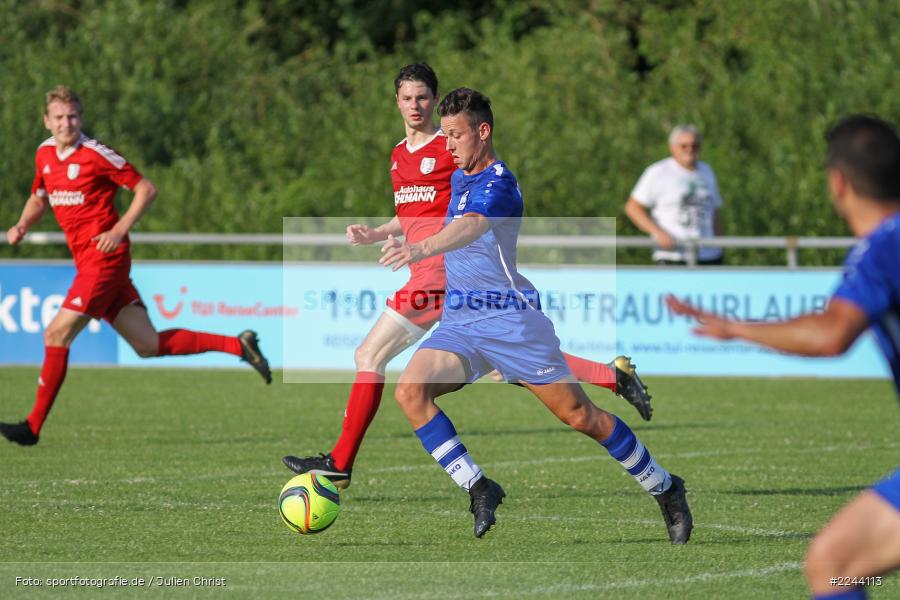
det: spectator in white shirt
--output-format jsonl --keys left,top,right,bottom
{"left": 624, "top": 124, "right": 724, "bottom": 265}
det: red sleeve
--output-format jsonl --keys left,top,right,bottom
{"left": 106, "top": 159, "right": 143, "bottom": 190}
{"left": 89, "top": 141, "right": 143, "bottom": 189}
{"left": 31, "top": 155, "right": 47, "bottom": 197}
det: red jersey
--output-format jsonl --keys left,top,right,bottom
{"left": 31, "top": 133, "right": 143, "bottom": 268}
{"left": 390, "top": 131, "right": 455, "bottom": 278}
{"left": 391, "top": 131, "right": 455, "bottom": 237}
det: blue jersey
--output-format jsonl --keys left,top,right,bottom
{"left": 833, "top": 212, "right": 900, "bottom": 395}
{"left": 441, "top": 161, "right": 539, "bottom": 325}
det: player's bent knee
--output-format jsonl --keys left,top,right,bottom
{"left": 394, "top": 382, "right": 427, "bottom": 409}
{"left": 44, "top": 324, "right": 73, "bottom": 347}
{"left": 43, "top": 329, "right": 63, "bottom": 347}
{"left": 353, "top": 345, "right": 369, "bottom": 368}
{"left": 354, "top": 344, "right": 383, "bottom": 372}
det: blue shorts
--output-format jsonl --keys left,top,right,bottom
{"left": 872, "top": 468, "right": 900, "bottom": 512}
{"left": 418, "top": 310, "right": 572, "bottom": 385}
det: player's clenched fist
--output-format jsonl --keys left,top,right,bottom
{"left": 6, "top": 224, "right": 26, "bottom": 245}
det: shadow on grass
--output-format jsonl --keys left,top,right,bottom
{"left": 330, "top": 539, "right": 443, "bottom": 548}
{"left": 372, "top": 422, "right": 723, "bottom": 440}
{"left": 626, "top": 422, "right": 724, "bottom": 432}
{"left": 351, "top": 495, "right": 457, "bottom": 504}
{"left": 614, "top": 535, "right": 813, "bottom": 545}
{"left": 726, "top": 486, "right": 864, "bottom": 497}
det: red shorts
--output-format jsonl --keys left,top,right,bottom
{"left": 62, "top": 262, "right": 144, "bottom": 323}
{"left": 386, "top": 270, "right": 445, "bottom": 329}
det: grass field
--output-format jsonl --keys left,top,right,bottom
{"left": 1, "top": 366, "right": 898, "bottom": 598}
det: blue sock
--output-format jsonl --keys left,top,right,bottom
{"left": 814, "top": 587, "right": 867, "bottom": 599}
{"left": 415, "top": 410, "right": 483, "bottom": 491}
{"left": 600, "top": 416, "right": 670, "bottom": 494}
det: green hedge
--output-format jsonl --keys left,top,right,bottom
{"left": 1, "top": 0, "right": 897, "bottom": 264}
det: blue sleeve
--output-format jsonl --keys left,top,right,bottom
{"left": 833, "top": 239, "right": 892, "bottom": 322}
{"left": 463, "top": 174, "right": 522, "bottom": 220}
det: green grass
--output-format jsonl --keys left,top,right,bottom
{"left": 0, "top": 367, "right": 898, "bottom": 598}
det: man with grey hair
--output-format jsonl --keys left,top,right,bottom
{"left": 624, "top": 124, "right": 724, "bottom": 264}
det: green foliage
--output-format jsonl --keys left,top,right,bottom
{"left": 1, "top": 0, "right": 897, "bottom": 264}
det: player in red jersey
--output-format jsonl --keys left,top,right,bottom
{"left": 0, "top": 86, "right": 271, "bottom": 446}
{"left": 282, "top": 64, "right": 654, "bottom": 488}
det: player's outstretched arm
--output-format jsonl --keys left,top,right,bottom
{"left": 666, "top": 295, "right": 868, "bottom": 357}
{"left": 6, "top": 193, "right": 49, "bottom": 245}
{"left": 346, "top": 216, "right": 402, "bottom": 246}
{"left": 93, "top": 177, "right": 158, "bottom": 253}
{"left": 379, "top": 213, "right": 489, "bottom": 271}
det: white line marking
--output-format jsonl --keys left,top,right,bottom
{"left": 373, "top": 562, "right": 803, "bottom": 600}
{"left": 3, "top": 441, "right": 894, "bottom": 488}
{"left": 361, "top": 504, "right": 810, "bottom": 539}
{"left": 369, "top": 440, "right": 900, "bottom": 473}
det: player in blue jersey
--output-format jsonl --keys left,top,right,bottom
{"left": 380, "top": 88, "right": 692, "bottom": 541}
{"left": 668, "top": 115, "right": 900, "bottom": 599}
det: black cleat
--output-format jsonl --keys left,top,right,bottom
{"left": 610, "top": 356, "right": 653, "bottom": 421}
{"left": 469, "top": 477, "right": 506, "bottom": 538}
{"left": 655, "top": 474, "right": 693, "bottom": 544}
{"left": 239, "top": 330, "right": 272, "bottom": 384}
{"left": 0, "top": 420, "right": 39, "bottom": 446}
{"left": 282, "top": 452, "right": 352, "bottom": 490}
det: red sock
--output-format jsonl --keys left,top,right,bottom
{"left": 157, "top": 329, "right": 241, "bottom": 356}
{"left": 26, "top": 346, "right": 70, "bottom": 435}
{"left": 562, "top": 352, "right": 617, "bottom": 391}
{"left": 330, "top": 372, "right": 386, "bottom": 471}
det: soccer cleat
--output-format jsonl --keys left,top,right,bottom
{"left": 610, "top": 355, "right": 653, "bottom": 421}
{"left": 0, "top": 420, "right": 39, "bottom": 446}
{"left": 468, "top": 477, "right": 506, "bottom": 538}
{"left": 282, "top": 453, "right": 352, "bottom": 490}
{"left": 655, "top": 474, "right": 693, "bottom": 544}
{"left": 238, "top": 330, "right": 272, "bottom": 384}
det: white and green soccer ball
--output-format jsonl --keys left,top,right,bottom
{"left": 278, "top": 473, "right": 341, "bottom": 534}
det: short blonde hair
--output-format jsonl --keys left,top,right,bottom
{"left": 45, "top": 85, "right": 83, "bottom": 115}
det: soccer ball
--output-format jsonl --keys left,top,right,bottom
{"left": 278, "top": 473, "right": 341, "bottom": 534}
